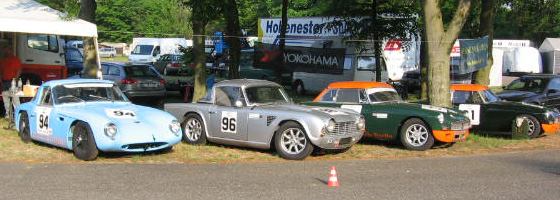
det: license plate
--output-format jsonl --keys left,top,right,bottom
{"left": 339, "top": 137, "right": 352, "bottom": 145}
{"left": 140, "top": 83, "right": 156, "bottom": 88}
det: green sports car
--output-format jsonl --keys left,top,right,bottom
{"left": 304, "top": 81, "right": 470, "bottom": 151}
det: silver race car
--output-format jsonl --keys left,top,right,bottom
{"left": 164, "top": 79, "right": 365, "bottom": 160}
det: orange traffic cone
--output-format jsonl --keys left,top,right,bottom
{"left": 327, "top": 166, "right": 340, "bottom": 187}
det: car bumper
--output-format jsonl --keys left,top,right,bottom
{"left": 432, "top": 129, "right": 469, "bottom": 143}
{"left": 314, "top": 133, "right": 363, "bottom": 149}
{"left": 96, "top": 132, "right": 182, "bottom": 152}
{"left": 124, "top": 90, "right": 166, "bottom": 98}
{"left": 541, "top": 123, "right": 560, "bottom": 134}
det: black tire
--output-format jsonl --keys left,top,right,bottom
{"left": 518, "top": 114, "right": 541, "bottom": 138}
{"left": 72, "top": 122, "right": 99, "bottom": 161}
{"left": 399, "top": 118, "right": 434, "bottom": 151}
{"left": 18, "top": 112, "right": 31, "bottom": 143}
{"left": 182, "top": 113, "right": 207, "bottom": 145}
{"left": 274, "top": 121, "right": 314, "bottom": 160}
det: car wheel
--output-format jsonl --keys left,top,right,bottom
{"left": 274, "top": 121, "right": 314, "bottom": 160}
{"left": 72, "top": 121, "right": 99, "bottom": 161}
{"left": 399, "top": 118, "right": 434, "bottom": 151}
{"left": 182, "top": 113, "right": 207, "bottom": 145}
{"left": 18, "top": 112, "right": 31, "bottom": 143}
{"left": 518, "top": 114, "right": 541, "bottom": 138}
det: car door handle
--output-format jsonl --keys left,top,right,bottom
{"left": 26, "top": 59, "right": 34, "bottom": 62}
{"left": 209, "top": 111, "right": 216, "bottom": 114}
{"left": 55, "top": 60, "right": 61, "bottom": 63}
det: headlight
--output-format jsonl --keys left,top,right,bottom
{"left": 437, "top": 113, "right": 444, "bottom": 124}
{"left": 326, "top": 119, "right": 336, "bottom": 132}
{"left": 169, "top": 120, "right": 181, "bottom": 136}
{"left": 104, "top": 123, "right": 117, "bottom": 139}
{"left": 356, "top": 117, "right": 365, "bottom": 130}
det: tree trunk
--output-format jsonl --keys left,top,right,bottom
{"left": 225, "top": 0, "right": 241, "bottom": 79}
{"left": 421, "top": 0, "right": 472, "bottom": 108}
{"left": 372, "top": 0, "right": 382, "bottom": 82}
{"left": 276, "top": 0, "right": 288, "bottom": 83}
{"left": 191, "top": 9, "right": 207, "bottom": 102}
{"left": 474, "top": 0, "right": 495, "bottom": 86}
{"left": 79, "top": 0, "right": 98, "bottom": 78}
{"left": 420, "top": 21, "right": 428, "bottom": 100}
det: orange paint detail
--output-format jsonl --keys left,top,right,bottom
{"left": 541, "top": 123, "right": 559, "bottom": 134}
{"left": 313, "top": 81, "right": 393, "bottom": 102}
{"left": 432, "top": 129, "right": 469, "bottom": 143}
{"left": 450, "top": 84, "right": 489, "bottom": 92}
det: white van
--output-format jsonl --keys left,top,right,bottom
{"left": 128, "top": 38, "right": 191, "bottom": 64}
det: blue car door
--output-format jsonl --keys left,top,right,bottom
{"left": 31, "top": 86, "right": 67, "bottom": 148}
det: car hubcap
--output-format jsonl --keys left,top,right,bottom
{"left": 405, "top": 124, "right": 428, "bottom": 147}
{"left": 524, "top": 117, "right": 536, "bottom": 135}
{"left": 75, "top": 131, "right": 86, "bottom": 149}
{"left": 280, "top": 128, "right": 306, "bottom": 154}
{"left": 185, "top": 118, "right": 202, "bottom": 141}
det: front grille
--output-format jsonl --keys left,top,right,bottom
{"left": 329, "top": 122, "right": 358, "bottom": 136}
{"left": 123, "top": 142, "right": 167, "bottom": 150}
{"left": 451, "top": 120, "right": 470, "bottom": 130}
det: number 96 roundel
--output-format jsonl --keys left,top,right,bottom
{"left": 221, "top": 111, "right": 237, "bottom": 133}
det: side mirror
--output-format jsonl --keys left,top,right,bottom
{"left": 547, "top": 89, "right": 558, "bottom": 95}
{"left": 234, "top": 100, "right": 244, "bottom": 108}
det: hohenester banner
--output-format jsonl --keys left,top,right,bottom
{"left": 253, "top": 43, "right": 346, "bottom": 74}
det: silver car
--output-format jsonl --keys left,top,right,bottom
{"left": 100, "top": 62, "right": 166, "bottom": 99}
{"left": 164, "top": 79, "right": 365, "bottom": 160}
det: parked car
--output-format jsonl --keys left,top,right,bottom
{"left": 72, "top": 63, "right": 166, "bottom": 100}
{"left": 99, "top": 47, "right": 117, "bottom": 58}
{"left": 497, "top": 74, "right": 560, "bottom": 109}
{"left": 153, "top": 54, "right": 187, "bottom": 75}
{"left": 164, "top": 79, "right": 365, "bottom": 160}
{"left": 14, "top": 79, "right": 182, "bottom": 161}
{"left": 304, "top": 81, "right": 470, "bottom": 151}
{"left": 451, "top": 84, "right": 560, "bottom": 138}
{"left": 65, "top": 47, "right": 83, "bottom": 75}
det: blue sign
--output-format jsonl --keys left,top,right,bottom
{"left": 459, "top": 37, "right": 489, "bottom": 74}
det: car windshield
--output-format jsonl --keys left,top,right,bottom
{"left": 504, "top": 77, "right": 550, "bottom": 93}
{"left": 124, "top": 65, "right": 160, "bottom": 78}
{"left": 52, "top": 83, "right": 128, "bottom": 105}
{"left": 245, "top": 86, "right": 290, "bottom": 105}
{"left": 131, "top": 45, "right": 154, "bottom": 55}
{"left": 368, "top": 90, "right": 402, "bottom": 102}
{"left": 480, "top": 89, "right": 500, "bottom": 102}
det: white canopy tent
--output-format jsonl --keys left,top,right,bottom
{"left": 0, "top": 0, "right": 101, "bottom": 76}
{"left": 0, "top": 0, "right": 97, "bottom": 37}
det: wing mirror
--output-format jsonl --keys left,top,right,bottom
{"left": 547, "top": 89, "right": 558, "bottom": 95}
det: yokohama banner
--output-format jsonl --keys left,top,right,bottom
{"left": 253, "top": 43, "right": 346, "bottom": 74}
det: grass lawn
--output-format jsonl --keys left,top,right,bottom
{"left": 1, "top": 115, "right": 558, "bottom": 163}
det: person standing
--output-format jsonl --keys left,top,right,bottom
{"left": 1, "top": 45, "right": 22, "bottom": 118}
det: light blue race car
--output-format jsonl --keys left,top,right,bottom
{"left": 14, "top": 79, "right": 182, "bottom": 161}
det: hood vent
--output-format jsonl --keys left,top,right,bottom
{"left": 267, "top": 116, "right": 276, "bottom": 126}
